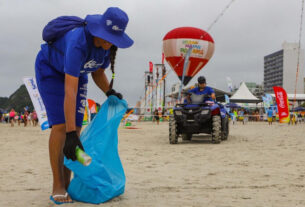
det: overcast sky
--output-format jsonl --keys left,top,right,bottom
{"left": 0, "top": 0, "right": 304, "bottom": 106}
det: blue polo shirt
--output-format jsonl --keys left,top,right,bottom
{"left": 40, "top": 26, "right": 110, "bottom": 78}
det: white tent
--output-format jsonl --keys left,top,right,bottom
{"left": 230, "top": 82, "right": 261, "bottom": 103}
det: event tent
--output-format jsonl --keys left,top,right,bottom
{"left": 230, "top": 82, "right": 262, "bottom": 103}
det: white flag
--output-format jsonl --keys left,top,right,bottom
{"left": 23, "top": 76, "right": 49, "bottom": 130}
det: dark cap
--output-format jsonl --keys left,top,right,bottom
{"left": 197, "top": 76, "right": 206, "bottom": 84}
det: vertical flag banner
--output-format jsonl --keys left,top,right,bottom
{"left": 23, "top": 76, "right": 49, "bottom": 130}
{"left": 224, "top": 94, "right": 230, "bottom": 105}
{"left": 262, "top": 93, "right": 274, "bottom": 113}
{"left": 224, "top": 94, "right": 230, "bottom": 113}
{"left": 265, "top": 94, "right": 273, "bottom": 106}
{"left": 273, "top": 86, "right": 290, "bottom": 123}
{"left": 149, "top": 61, "right": 153, "bottom": 73}
{"left": 262, "top": 95, "right": 268, "bottom": 113}
{"left": 226, "top": 77, "right": 233, "bottom": 92}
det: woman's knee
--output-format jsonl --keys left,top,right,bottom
{"left": 51, "top": 124, "right": 81, "bottom": 136}
{"left": 51, "top": 123, "right": 66, "bottom": 133}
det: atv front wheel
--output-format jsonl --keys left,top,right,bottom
{"left": 169, "top": 116, "right": 178, "bottom": 144}
{"left": 212, "top": 115, "right": 221, "bottom": 144}
{"left": 182, "top": 133, "right": 192, "bottom": 141}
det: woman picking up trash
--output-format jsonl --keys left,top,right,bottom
{"left": 35, "top": 7, "right": 133, "bottom": 204}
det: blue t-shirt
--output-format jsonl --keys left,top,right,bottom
{"left": 188, "top": 86, "right": 214, "bottom": 95}
{"left": 267, "top": 109, "right": 273, "bottom": 117}
{"left": 185, "top": 86, "right": 215, "bottom": 103}
{"left": 40, "top": 26, "right": 110, "bottom": 77}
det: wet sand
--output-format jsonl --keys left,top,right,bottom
{"left": 0, "top": 121, "right": 304, "bottom": 207}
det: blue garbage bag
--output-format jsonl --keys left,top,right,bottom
{"left": 64, "top": 96, "right": 128, "bottom": 204}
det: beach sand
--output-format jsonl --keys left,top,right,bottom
{"left": 0, "top": 121, "right": 304, "bottom": 207}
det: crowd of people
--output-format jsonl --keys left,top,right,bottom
{"left": 3, "top": 106, "right": 304, "bottom": 127}
{"left": 229, "top": 107, "right": 305, "bottom": 125}
{"left": 0, "top": 108, "right": 38, "bottom": 127}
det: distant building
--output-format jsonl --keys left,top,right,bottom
{"left": 264, "top": 42, "right": 304, "bottom": 94}
{"left": 244, "top": 82, "right": 264, "bottom": 98}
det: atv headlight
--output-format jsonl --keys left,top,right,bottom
{"left": 175, "top": 111, "right": 182, "bottom": 116}
{"left": 201, "top": 110, "right": 209, "bottom": 115}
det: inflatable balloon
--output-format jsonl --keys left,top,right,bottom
{"left": 163, "top": 27, "right": 214, "bottom": 85}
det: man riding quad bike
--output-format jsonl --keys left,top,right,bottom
{"left": 169, "top": 76, "right": 229, "bottom": 144}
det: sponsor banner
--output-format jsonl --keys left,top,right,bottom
{"left": 163, "top": 38, "right": 211, "bottom": 59}
{"left": 23, "top": 76, "right": 49, "bottom": 130}
{"left": 273, "top": 86, "right": 290, "bottom": 123}
{"left": 178, "top": 39, "right": 209, "bottom": 58}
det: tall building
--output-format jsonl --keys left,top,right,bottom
{"left": 264, "top": 42, "right": 304, "bottom": 94}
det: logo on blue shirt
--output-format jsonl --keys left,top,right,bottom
{"left": 84, "top": 60, "right": 104, "bottom": 69}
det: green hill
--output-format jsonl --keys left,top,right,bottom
{"left": 0, "top": 85, "right": 33, "bottom": 112}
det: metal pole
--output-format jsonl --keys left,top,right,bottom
{"left": 178, "top": 47, "right": 192, "bottom": 101}
{"left": 162, "top": 65, "right": 166, "bottom": 110}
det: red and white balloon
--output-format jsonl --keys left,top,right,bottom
{"left": 163, "top": 27, "right": 215, "bottom": 85}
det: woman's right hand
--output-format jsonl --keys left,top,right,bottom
{"left": 63, "top": 131, "right": 84, "bottom": 161}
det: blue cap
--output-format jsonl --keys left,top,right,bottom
{"left": 85, "top": 7, "right": 134, "bottom": 48}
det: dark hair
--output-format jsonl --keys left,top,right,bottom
{"left": 109, "top": 45, "right": 118, "bottom": 90}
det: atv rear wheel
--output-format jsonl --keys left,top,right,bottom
{"left": 212, "top": 115, "right": 221, "bottom": 144}
{"left": 221, "top": 115, "right": 229, "bottom": 140}
{"left": 182, "top": 133, "right": 192, "bottom": 141}
{"left": 169, "top": 116, "right": 178, "bottom": 144}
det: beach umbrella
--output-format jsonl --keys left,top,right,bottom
{"left": 163, "top": 27, "right": 215, "bottom": 85}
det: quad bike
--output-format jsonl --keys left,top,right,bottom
{"left": 169, "top": 94, "right": 229, "bottom": 144}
